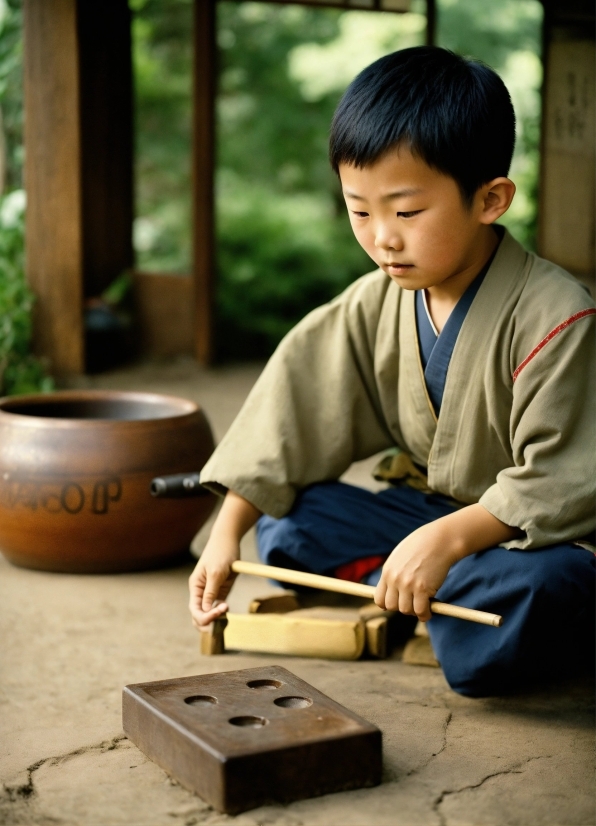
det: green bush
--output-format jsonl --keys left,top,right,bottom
{"left": 0, "top": 189, "right": 53, "bottom": 396}
{"left": 0, "top": 2, "right": 50, "bottom": 395}
{"left": 216, "top": 173, "right": 370, "bottom": 357}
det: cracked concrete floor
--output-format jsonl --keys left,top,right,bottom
{"left": 2, "top": 358, "right": 594, "bottom": 826}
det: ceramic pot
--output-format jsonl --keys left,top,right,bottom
{"left": 0, "top": 390, "right": 217, "bottom": 573}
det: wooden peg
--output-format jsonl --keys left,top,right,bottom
{"left": 365, "top": 616, "right": 389, "bottom": 659}
{"left": 200, "top": 616, "right": 228, "bottom": 656}
{"left": 356, "top": 603, "right": 395, "bottom": 659}
{"left": 402, "top": 624, "right": 439, "bottom": 667}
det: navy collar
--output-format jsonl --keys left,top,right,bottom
{"left": 415, "top": 245, "right": 499, "bottom": 414}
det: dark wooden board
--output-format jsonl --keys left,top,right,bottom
{"left": 122, "top": 665, "right": 382, "bottom": 814}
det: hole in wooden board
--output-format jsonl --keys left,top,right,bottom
{"left": 184, "top": 695, "right": 218, "bottom": 706}
{"left": 246, "top": 679, "right": 283, "bottom": 690}
{"left": 274, "top": 696, "right": 312, "bottom": 709}
{"left": 229, "top": 716, "right": 268, "bottom": 728}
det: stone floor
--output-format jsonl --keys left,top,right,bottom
{"left": 1, "top": 358, "right": 594, "bottom": 826}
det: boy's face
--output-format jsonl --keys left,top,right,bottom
{"left": 339, "top": 148, "right": 512, "bottom": 293}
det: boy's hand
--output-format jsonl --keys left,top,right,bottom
{"left": 375, "top": 521, "right": 459, "bottom": 622}
{"left": 188, "top": 489, "right": 262, "bottom": 628}
{"left": 374, "top": 503, "right": 523, "bottom": 622}
{"left": 188, "top": 533, "right": 239, "bottom": 628}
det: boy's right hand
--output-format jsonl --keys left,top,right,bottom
{"left": 188, "top": 533, "right": 240, "bottom": 628}
{"left": 188, "top": 489, "right": 262, "bottom": 629}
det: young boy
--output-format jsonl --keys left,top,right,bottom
{"left": 189, "top": 46, "right": 595, "bottom": 697}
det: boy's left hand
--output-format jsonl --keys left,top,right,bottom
{"left": 374, "top": 503, "right": 523, "bottom": 621}
{"left": 375, "top": 520, "right": 459, "bottom": 622}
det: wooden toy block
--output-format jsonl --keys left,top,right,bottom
{"left": 365, "top": 615, "right": 390, "bottom": 659}
{"left": 218, "top": 602, "right": 397, "bottom": 660}
{"left": 224, "top": 611, "right": 366, "bottom": 659}
{"left": 358, "top": 603, "right": 396, "bottom": 659}
{"left": 402, "top": 621, "right": 440, "bottom": 667}
{"left": 248, "top": 590, "right": 300, "bottom": 614}
{"left": 285, "top": 606, "right": 392, "bottom": 657}
{"left": 122, "top": 665, "right": 382, "bottom": 814}
{"left": 358, "top": 602, "right": 394, "bottom": 621}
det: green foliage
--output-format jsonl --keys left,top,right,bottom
{"left": 132, "top": 0, "right": 193, "bottom": 273}
{"left": 437, "top": 0, "right": 543, "bottom": 249}
{"left": 214, "top": 3, "right": 377, "bottom": 356}
{"left": 216, "top": 172, "right": 370, "bottom": 356}
{"left": 217, "top": 4, "right": 344, "bottom": 195}
{"left": 0, "top": 0, "right": 51, "bottom": 395}
{"left": 0, "top": 0, "right": 23, "bottom": 193}
{"left": 0, "top": 190, "right": 53, "bottom": 396}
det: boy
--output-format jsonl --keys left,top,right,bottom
{"left": 189, "top": 47, "right": 595, "bottom": 697}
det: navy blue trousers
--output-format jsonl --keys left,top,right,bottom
{"left": 257, "top": 482, "right": 595, "bottom": 697}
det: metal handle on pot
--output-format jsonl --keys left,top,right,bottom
{"left": 150, "top": 472, "right": 209, "bottom": 498}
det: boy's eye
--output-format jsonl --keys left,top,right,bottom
{"left": 351, "top": 211, "right": 369, "bottom": 218}
{"left": 397, "top": 210, "right": 422, "bottom": 218}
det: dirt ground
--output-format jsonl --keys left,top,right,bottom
{"left": 1, "top": 358, "right": 594, "bottom": 826}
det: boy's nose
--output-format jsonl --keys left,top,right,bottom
{"left": 374, "top": 223, "right": 403, "bottom": 252}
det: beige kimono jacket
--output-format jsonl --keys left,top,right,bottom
{"left": 201, "top": 230, "right": 595, "bottom": 550}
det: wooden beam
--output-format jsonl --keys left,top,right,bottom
{"left": 23, "top": 0, "right": 134, "bottom": 375}
{"left": 192, "top": 0, "right": 216, "bottom": 365}
{"left": 426, "top": 0, "right": 437, "bottom": 46}
{"left": 245, "top": 1, "right": 410, "bottom": 9}
{"left": 132, "top": 272, "right": 194, "bottom": 357}
{"left": 78, "top": 0, "right": 134, "bottom": 298}
{"left": 23, "top": 0, "right": 84, "bottom": 376}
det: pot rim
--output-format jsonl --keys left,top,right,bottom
{"left": 0, "top": 389, "right": 201, "bottom": 428}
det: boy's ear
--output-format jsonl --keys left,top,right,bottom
{"left": 478, "top": 177, "right": 516, "bottom": 224}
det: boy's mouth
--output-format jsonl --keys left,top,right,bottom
{"left": 384, "top": 262, "right": 413, "bottom": 275}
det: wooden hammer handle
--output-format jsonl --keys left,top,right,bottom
{"left": 231, "top": 560, "right": 503, "bottom": 627}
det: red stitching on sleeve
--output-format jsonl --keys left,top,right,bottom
{"left": 512, "top": 308, "right": 596, "bottom": 383}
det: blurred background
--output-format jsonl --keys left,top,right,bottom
{"left": 0, "top": 0, "right": 592, "bottom": 390}
{"left": 133, "top": 0, "right": 542, "bottom": 359}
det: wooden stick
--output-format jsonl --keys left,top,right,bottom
{"left": 231, "top": 560, "right": 503, "bottom": 628}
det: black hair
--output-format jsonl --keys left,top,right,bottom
{"left": 329, "top": 46, "right": 516, "bottom": 204}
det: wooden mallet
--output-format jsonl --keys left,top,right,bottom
{"left": 200, "top": 560, "right": 503, "bottom": 655}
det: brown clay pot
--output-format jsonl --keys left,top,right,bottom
{"left": 0, "top": 390, "right": 217, "bottom": 573}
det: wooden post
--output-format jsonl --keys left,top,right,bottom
{"left": 23, "top": 0, "right": 134, "bottom": 376}
{"left": 192, "top": 0, "right": 216, "bottom": 365}
{"left": 538, "top": 1, "right": 595, "bottom": 291}
{"left": 426, "top": 0, "right": 437, "bottom": 46}
{"left": 78, "top": 1, "right": 134, "bottom": 299}
{"left": 23, "top": 0, "right": 84, "bottom": 376}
